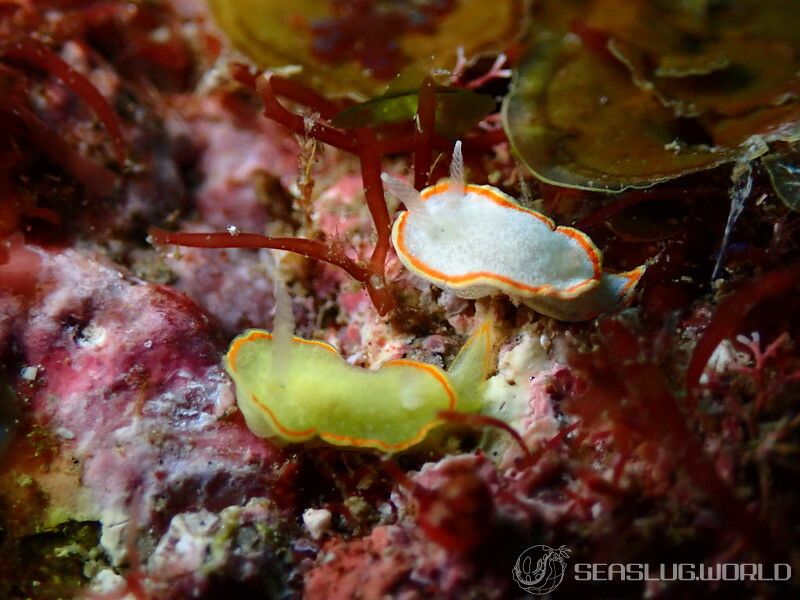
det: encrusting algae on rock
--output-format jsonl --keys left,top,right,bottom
{"left": 384, "top": 142, "right": 647, "bottom": 321}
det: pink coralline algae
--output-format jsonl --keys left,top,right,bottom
{"left": 305, "top": 522, "right": 510, "bottom": 600}
{"left": 0, "top": 246, "right": 294, "bottom": 596}
{"left": 180, "top": 95, "right": 300, "bottom": 232}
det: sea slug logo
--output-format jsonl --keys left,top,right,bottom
{"left": 512, "top": 544, "right": 571, "bottom": 595}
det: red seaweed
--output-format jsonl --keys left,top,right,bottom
{"left": 566, "top": 317, "right": 776, "bottom": 557}
{"left": 354, "top": 129, "right": 392, "bottom": 290}
{"left": 686, "top": 265, "right": 800, "bottom": 406}
{"left": 2, "top": 39, "right": 127, "bottom": 164}
{"left": 1, "top": 100, "right": 118, "bottom": 196}
{"left": 153, "top": 65, "right": 502, "bottom": 316}
{"left": 438, "top": 410, "right": 535, "bottom": 467}
{"left": 147, "top": 228, "right": 371, "bottom": 286}
{"left": 176, "top": 69, "right": 399, "bottom": 314}
{"left": 383, "top": 456, "right": 496, "bottom": 553}
{"left": 413, "top": 76, "right": 437, "bottom": 190}
{"left": 309, "top": 0, "right": 456, "bottom": 81}
{"left": 255, "top": 74, "right": 360, "bottom": 154}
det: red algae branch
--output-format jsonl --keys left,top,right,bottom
{"left": 147, "top": 228, "right": 371, "bottom": 282}
{"left": 567, "top": 318, "right": 777, "bottom": 557}
{"left": 413, "top": 76, "right": 437, "bottom": 190}
{"left": 686, "top": 265, "right": 800, "bottom": 407}
{"left": 153, "top": 67, "right": 465, "bottom": 316}
{"left": 2, "top": 40, "right": 128, "bottom": 165}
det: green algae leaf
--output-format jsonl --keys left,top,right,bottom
{"left": 208, "top": 0, "right": 526, "bottom": 98}
{"left": 331, "top": 87, "right": 495, "bottom": 137}
{"left": 503, "top": 0, "right": 800, "bottom": 192}
{"left": 609, "top": 39, "right": 800, "bottom": 120}
{"left": 588, "top": 0, "right": 800, "bottom": 121}
{"left": 503, "top": 38, "right": 740, "bottom": 192}
{"left": 763, "top": 145, "right": 800, "bottom": 212}
{"left": 584, "top": 0, "right": 800, "bottom": 114}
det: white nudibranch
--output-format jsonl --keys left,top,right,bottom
{"left": 384, "top": 142, "right": 647, "bottom": 321}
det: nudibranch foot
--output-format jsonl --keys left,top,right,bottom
{"left": 225, "top": 320, "right": 496, "bottom": 453}
{"left": 519, "top": 266, "right": 646, "bottom": 322}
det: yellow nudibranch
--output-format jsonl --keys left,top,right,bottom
{"left": 225, "top": 320, "right": 495, "bottom": 452}
{"left": 383, "top": 142, "right": 646, "bottom": 322}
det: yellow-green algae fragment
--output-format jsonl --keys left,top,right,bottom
{"left": 225, "top": 321, "right": 494, "bottom": 453}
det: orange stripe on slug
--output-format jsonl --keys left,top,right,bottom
{"left": 394, "top": 211, "right": 601, "bottom": 299}
{"left": 401, "top": 181, "right": 602, "bottom": 298}
{"left": 383, "top": 359, "right": 458, "bottom": 410}
{"left": 229, "top": 332, "right": 464, "bottom": 452}
{"left": 557, "top": 227, "right": 603, "bottom": 283}
{"left": 228, "top": 330, "right": 338, "bottom": 372}
{"left": 319, "top": 419, "right": 444, "bottom": 452}
{"left": 420, "top": 182, "right": 555, "bottom": 227}
{"left": 618, "top": 265, "right": 647, "bottom": 303}
{"left": 251, "top": 391, "right": 445, "bottom": 452}
{"left": 249, "top": 392, "right": 316, "bottom": 439}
